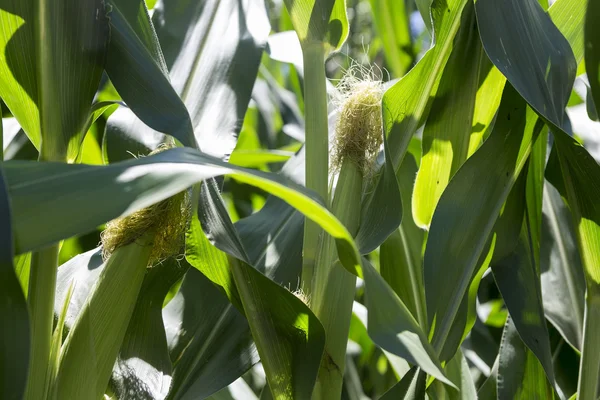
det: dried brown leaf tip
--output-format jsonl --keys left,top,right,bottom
{"left": 331, "top": 63, "right": 384, "bottom": 175}
{"left": 101, "top": 143, "right": 191, "bottom": 266}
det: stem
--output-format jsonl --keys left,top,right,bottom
{"left": 312, "top": 159, "right": 362, "bottom": 400}
{"left": 577, "top": 291, "right": 600, "bottom": 400}
{"left": 25, "top": 244, "right": 59, "bottom": 400}
{"left": 301, "top": 43, "right": 329, "bottom": 297}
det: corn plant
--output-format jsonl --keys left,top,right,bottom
{"left": 0, "top": 0, "right": 599, "bottom": 399}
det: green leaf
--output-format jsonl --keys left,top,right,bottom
{"left": 106, "top": 0, "right": 271, "bottom": 159}
{"left": 492, "top": 220, "right": 556, "bottom": 387}
{"left": 497, "top": 317, "right": 555, "bottom": 400}
{"left": 444, "top": 349, "right": 477, "bottom": 400}
{"left": 4, "top": 147, "right": 364, "bottom": 279}
{"left": 0, "top": 167, "right": 29, "bottom": 400}
{"left": 104, "top": 0, "right": 196, "bottom": 149}
{"left": 55, "top": 239, "right": 150, "bottom": 399}
{"left": 0, "top": 0, "right": 109, "bottom": 161}
{"left": 424, "top": 85, "right": 544, "bottom": 354}
{"left": 362, "top": 259, "right": 454, "bottom": 388}
{"left": 379, "top": 147, "right": 426, "bottom": 327}
{"left": 541, "top": 182, "right": 585, "bottom": 351}
{"left": 379, "top": 367, "right": 426, "bottom": 400}
{"left": 187, "top": 181, "right": 325, "bottom": 399}
{"left": 281, "top": 0, "right": 348, "bottom": 52}
{"left": 369, "top": 0, "right": 413, "bottom": 77}
{"left": 412, "top": 3, "right": 488, "bottom": 229}
{"left": 585, "top": 0, "right": 600, "bottom": 119}
{"left": 112, "top": 258, "right": 187, "bottom": 400}
{"left": 383, "top": 0, "right": 469, "bottom": 170}
{"left": 475, "top": 0, "right": 576, "bottom": 129}
{"left": 164, "top": 268, "right": 257, "bottom": 399}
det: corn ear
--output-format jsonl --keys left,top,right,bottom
{"left": 54, "top": 235, "right": 152, "bottom": 400}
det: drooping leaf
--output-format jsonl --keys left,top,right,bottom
{"left": 187, "top": 181, "right": 325, "bottom": 400}
{"left": 362, "top": 258, "right": 454, "bottom": 388}
{"left": 585, "top": 0, "right": 600, "bottom": 120}
{"left": 0, "top": 167, "right": 29, "bottom": 400}
{"left": 4, "top": 147, "right": 364, "bottom": 279}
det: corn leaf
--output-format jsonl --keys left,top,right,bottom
{"left": 412, "top": 3, "right": 488, "bottom": 229}
{"left": 104, "top": 0, "right": 196, "bottom": 149}
{"left": 106, "top": 0, "right": 270, "bottom": 159}
{"left": 379, "top": 367, "right": 425, "bottom": 400}
{"left": 362, "top": 258, "right": 454, "bottom": 388}
{"left": 4, "top": 147, "right": 364, "bottom": 278}
{"left": 497, "top": 317, "right": 556, "bottom": 400}
{"left": 112, "top": 258, "right": 187, "bottom": 400}
{"left": 187, "top": 181, "right": 325, "bottom": 399}
{"left": 379, "top": 147, "right": 426, "bottom": 327}
{"left": 383, "top": 0, "right": 469, "bottom": 170}
{"left": 164, "top": 268, "right": 256, "bottom": 400}
{"left": 0, "top": 0, "right": 108, "bottom": 161}
{"left": 585, "top": 0, "right": 600, "bottom": 119}
{"left": 0, "top": 167, "right": 29, "bottom": 400}
{"left": 424, "top": 85, "right": 543, "bottom": 355}
{"left": 369, "top": 0, "right": 413, "bottom": 77}
{"left": 55, "top": 240, "right": 150, "bottom": 399}
{"left": 541, "top": 182, "right": 585, "bottom": 351}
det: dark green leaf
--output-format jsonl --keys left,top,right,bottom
{"left": 0, "top": 167, "right": 29, "bottom": 400}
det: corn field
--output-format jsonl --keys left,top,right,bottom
{"left": 0, "top": 0, "right": 598, "bottom": 399}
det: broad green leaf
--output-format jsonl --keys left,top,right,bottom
{"left": 379, "top": 367, "right": 426, "bottom": 400}
{"left": 362, "top": 259, "right": 454, "bottom": 388}
{"left": 444, "top": 349, "right": 477, "bottom": 400}
{"left": 384, "top": 0, "right": 469, "bottom": 170}
{"left": 0, "top": 0, "right": 109, "bottom": 161}
{"left": 0, "top": 3, "right": 39, "bottom": 149}
{"left": 187, "top": 181, "right": 325, "bottom": 399}
{"left": 281, "top": 0, "right": 348, "bottom": 52}
{"left": 164, "top": 268, "right": 257, "bottom": 400}
{"left": 0, "top": 167, "right": 29, "bottom": 400}
{"left": 424, "top": 85, "right": 543, "bottom": 354}
{"left": 105, "top": 0, "right": 196, "bottom": 149}
{"left": 497, "top": 318, "right": 555, "bottom": 400}
{"left": 106, "top": 0, "right": 271, "bottom": 159}
{"left": 413, "top": 4, "right": 486, "bottom": 229}
{"left": 492, "top": 222, "right": 556, "bottom": 387}
{"left": 4, "top": 147, "right": 364, "bottom": 278}
{"left": 379, "top": 147, "right": 426, "bottom": 327}
{"left": 541, "top": 182, "right": 585, "bottom": 351}
{"left": 369, "top": 0, "right": 413, "bottom": 77}
{"left": 355, "top": 134, "right": 402, "bottom": 255}
{"left": 112, "top": 258, "right": 187, "bottom": 400}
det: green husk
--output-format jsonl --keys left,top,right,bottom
{"left": 311, "top": 66, "right": 384, "bottom": 399}
{"left": 101, "top": 145, "right": 191, "bottom": 266}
